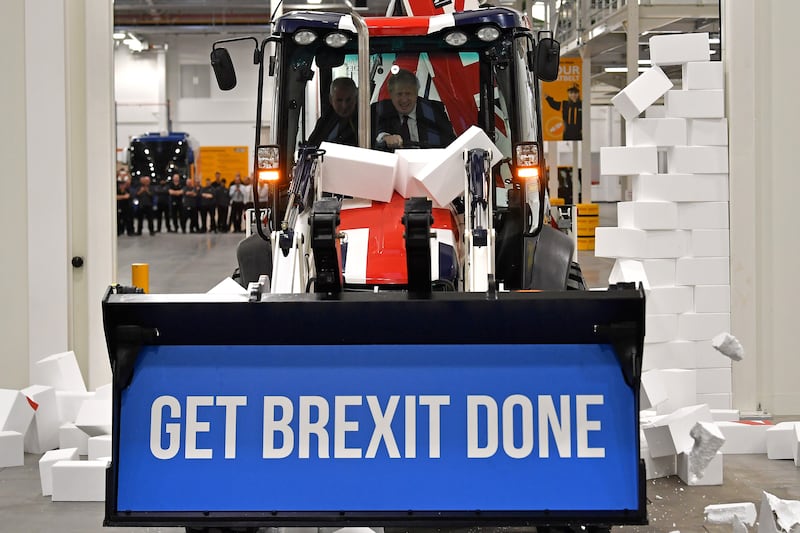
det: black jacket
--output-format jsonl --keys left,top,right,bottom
{"left": 307, "top": 111, "right": 358, "bottom": 146}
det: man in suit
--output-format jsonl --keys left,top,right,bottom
{"left": 308, "top": 77, "right": 358, "bottom": 146}
{"left": 374, "top": 68, "right": 456, "bottom": 150}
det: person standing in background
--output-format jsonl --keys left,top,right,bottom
{"left": 168, "top": 173, "right": 185, "bottom": 233}
{"left": 216, "top": 177, "right": 230, "bottom": 233}
{"left": 199, "top": 177, "right": 216, "bottom": 233}
{"left": 229, "top": 173, "right": 245, "bottom": 233}
{"left": 183, "top": 178, "right": 199, "bottom": 233}
{"left": 153, "top": 177, "right": 172, "bottom": 232}
{"left": 134, "top": 176, "right": 155, "bottom": 236}
{"left": 116, "top": 174, "right": 134, "bottom": 236}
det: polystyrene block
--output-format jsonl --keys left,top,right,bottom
{"left": 632, "top": 174, "right": 729, "bottom": 202}
{"left": 416, "top": 126, "right": 503, "bottom": 207}
{"left": 21, "top": 385, "right": 59, "bottom": 454}
{"left": 642, "top": 259, "right": 676, "bottom": 287}
{"left": 694, "top": 285, "right": 731, "bottom": 313}
{"left": 642, "top": 341, "right": 696, "bottom": 371}
{"left": 705, "top": 502, "right": 757, "bottom": 527}
{"left": 645, "top": 105, "right": 667, "bottom": 118}
{"left": 766, "top": 422, "right": 800, "bottom": 460}
{"left": 677, "top": 201, "right": 729, "bottom": 229}
{"left": 600, "top": 146, "right": 658, "bottom": 176}
{"left": 645, "top": 314, "right": 678, "bottom": 344}
{"left": 34, "top": 351, "right": 87, "bottom": 393}
{"left": 695, "top": 339, "right": 733, "bottom": 368}
{"left": 682, "top": 61, "right": 724, "bottom": 90}
{"left": 642, "top": 404, "right": 712, "bottom": 457}
{"left": 88, "top": 434, "right": 112, "bottom": 461}
{"left": 794, "top": 425, "right": 800, "bottom": 467}
{"left": 617, "top": 201, "right": 678, "bottom": 229}
{"left": 319, "top": 142, "right": 397, "bottom": 202}
{"left": 626, "top": 117, "right": 687, "bottom": 147}
{"left": 59, "top": 423, "right": 89, "bottom": 455}
{"left": 688, "top": 118, "right": 729, "bottom": 146}
{"left": 711, "top": 409, "right": 740, "bottom": 422}
{"left": 649, "top": 32, "right": 710, "bottom": 66}
{"left": 611, "top": 66, "right": 673, "bottom": 121}
{"left": 642, "top": 441, "right": 677, "bottom": 479}
{"left": 39, "top": 447, "right": 79, "bottom": 496}
{"left": 697, "top": 393, "right": 732, "bottom": 410}
{"left": 51, "top": 459, "right": 109, "bottom": 502}
{"left": 690, "top": 229, "right": 729, "bottom": 257}
{"left": 676, "top": 257, "right": 729, "bottom": 285}
{"left": 695, "top": 367, "right": 732, "bottom": 394}
{"left": 0, "top": 431, "right": 24, "bottom": 468}
{"left": 94, "top": 384, "right": 112, "bottom": 401}
{"left": 717, "top": 421, "right": 770, "bottom": 454}
{"left": 55, "top": 390, "right": 95, "bottom": 425}
{"left": 656, "top": 369, "right": 698, "bottom": 414}
{"left": 641, "top": 370, "right": 668, "bottom": 410}
{"left": 0, "top": 389, "right": 35, "bottom": 434}
{"left": 608, "top": 259, "right": 650, "bottom": 290}
{"left": 678, "top": 450, "right": 723, "bottom": 486}
{"left": 668, "top": 146, "right": 729, "bottom": 174}
{"left": 648, "top": 286, "right": 693, "bottom": 314}
{"left": 595, "top": 227, "right": 689, "bottom": 259}
{"left": 678, "top": 312, "right": 731, "bottom": 341}
{"left": 665, "top": 89, "right": 725, "bottom": 118}
{"left": 758, "top": 491, "right": 800, "bottom": 533}
{"left": 394, "top": 149, "right": 445, "bottom": 198}
{"left": 74, "top": 398, "right": 112, "bottom": 437}
{"left": 207, "top": 277, "right": 248, "bottom": 295}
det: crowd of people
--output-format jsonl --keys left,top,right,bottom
{"left": 116, "top": 170, "right": 257, "bottom": 236}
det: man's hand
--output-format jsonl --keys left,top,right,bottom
{"left": 383, "top": 134, "right": 404, "bottom": 149}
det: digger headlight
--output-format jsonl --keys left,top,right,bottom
{"left": 257, "top": 144, "right": 281, "bottom": 182}
{"left": 476, "top": 26, "right": 501, "bottom": 42}
{"left": 444, "top": 31, "right": 468, "bottom": 47}
{"left": 514, "top": 142, "right": 540, "bottom": 179}
{"left": 293, "top": 30, "right": 318, "bottom": 46}
{"left": 324, "top": 32, "right": 349, "bottom": 48}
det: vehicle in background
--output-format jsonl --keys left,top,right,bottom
{"left": 127, "top": 131, "right": 197, "bottom": 187}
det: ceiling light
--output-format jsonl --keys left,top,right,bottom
{"left": 604, "top": 67, "right": 649, "bottom": 73}
{"left": 709, "top": 38, "right": 721, "bottom": 44}
{"left": 113, "top": 32, "right": 126, "bottom": 40}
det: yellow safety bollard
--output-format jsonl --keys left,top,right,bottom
{"left": 131, "top": 263, "right": 150, "bottom": 293}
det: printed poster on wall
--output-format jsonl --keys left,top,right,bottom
{"left": 542, "top": 57, "right": 583, "bottom": 142}
{"left": 198, "top": 146, "right": 249, "bottom": 183}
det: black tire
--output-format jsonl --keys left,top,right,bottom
{"left": 566, "top": 261, "right": 586, "bottom": 290}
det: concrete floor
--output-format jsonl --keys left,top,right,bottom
{"left": 2, "top": 204, "right": 798, "bottom": 532}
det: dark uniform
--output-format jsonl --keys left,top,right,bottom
{"left": 134, "top": 181, "right": 155, "bottom": 235}
{"left": 545, "top": 90, "right": 582, "bottom": 141}
{"left": 116, "top": 181, "right": 134, "bottom": 236}
{"left": 183, "top": 182, "right": 200, "bottom": 233}
{"left": 168, "top": 179, "right": 185, "bottom": 232}
{"left": 199, "top": 183, "right": 217, "bottom": 233}
{"left": 215, "top": 182, "right": 230, "bottom": 233}
{"left": 153, "top": 179, "right": 172, "bottom": 232}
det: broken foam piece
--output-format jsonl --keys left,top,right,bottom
{"left": 712, "top": 331, "right": 744, "bottom": 361}
{"left": 688, "top": 421, "right": 726, "bottom": 482}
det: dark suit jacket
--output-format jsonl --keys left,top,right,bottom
{"left": 307, "top": 111, "right": 358, "bottom": 146}
{"left": 373, "top": 97, "right": 457, "bottom": 148}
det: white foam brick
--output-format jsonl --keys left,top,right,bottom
{"left": 694, "top": 285, "right": 731, "bottom": 315}
{"left": 642, "top": 259, "right": 676, "bottom": 287}
{"left": 642, "top": 440, "right": 677, "bottom": 479}
{"left": 695, "top": 367, "right": 732, "bottom": 395}
{"left": 39, "top": 447, "right": 79, "bottom": 496}
{"left": 0, "top": 389, "right": 35, "bottom": 434}
{"left": 88, "top": 434, "right": 113, "bottom": 461}
{"left": 656, "top": 369, "right": 698, "bottom": 414}
{"left": 676, "top": 257, "right": 730, "bottom": 285}
{"left": 319, "top": 142, "right": 397, "bottom": 203}
{"left": 665, "top": 89, "right": 725, "bottom": 118}
{"left": 632, "top": 174, "right": 729, "bottom": 202}
{"left": 642, "top": 404, "right": 712, "bottom": 457}
{"left": 617, "top": 201, "right": 678, "bottom": 229}
{"left": 608, "top": 258, "right": 650, "bottom": 290}
{"left": 643, "top": 341, "right": 696, "bottom": 371}
{"left": 55, "top": 390, "right": 95, "bottom": 425}
{"left": 794, "top": 424, "right": 800, "bottom": 467}
{"left": 34, "top": 351, "right": 87, "bottom": 393}
{"left": 647, "top": 286, "right": 693, "bottom": 314}
{"left": 394, "top": 148, "right": 445, "bottom": 198}
{"left": 644, "top": 314, "right": 678, "bottom": 344}
{"left": 678, "top": 450, "right": 723, "bottom": 486}
{"left": 59, "top": 423, "right": 89, "bottom": 455}
{"left": 51, "top": 459, "right": 109, "bottom": 502}
{"left": 705, "top": 502, "right": 757, "bottom": 527}
{"left": 688, "top": 118, "right": 729, "bottom": 146}
{"left": 690, "top": 229, "right": 730, "bottom": 257}
{"left": 677, "top": 201, "right": 729, "bottom": 230}
{"left": 600, "top": 146, "right": 658, "bottom": 176}
{"left": 0, "top": 431, "right": 24, "bottom": 468}
{"left": 415, "top": 127, "right": 503, "bottom": 207}
{"left": 697, "top": 393, "right": 732, "bottom": 410}
{"left": 649, "top": 32, "right": 710, "bottom": 66}
{"left": 682, "top": 61, "right": 724, "bottom": 90}
{"left": 668, "top": 146, "right": 729, "bottom": 174}
{"left": 21, "top": 385, "right": 60, "bottom": 454}
{"left": 641, "top": 369, "right": 668, "bottom": 410}
{"left": 625, "top": 117, "right": 687, "bottom": 147}
{"left": 711, "top": 409, "right": 740, "bottom": 422}
{"left": 678, "top": 312, "right": 731, "bottom": 341}
{"left": 758, "top": 491, "right": 800, "bottom": 533}
{"left": 766, "top": 422, "right": 800, "bottom": 460}
{"left": 595, "top": 227, "right": 689, "bottom": 259}
{"left": 74, "top": 398, "right": 112, "bottom": 437}
{"left": 611, "top": 66, "right": 673, "bottom": 121}
{"left": 645, "top": 105, "right": 667, "bottom": 118}
{"left": 717, "top": 421, "right": 770, "bottom": 454}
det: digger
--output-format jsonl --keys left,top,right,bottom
{"left": 102, "top": 2, "right": 646, "bottom": 531}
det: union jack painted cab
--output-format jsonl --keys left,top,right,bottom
{"left": 213, "top": 2, "right": 580, "bottom": 294}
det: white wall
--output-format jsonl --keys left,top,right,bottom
{"left": 115, "top": 33, "right": 271, "bottom": 171}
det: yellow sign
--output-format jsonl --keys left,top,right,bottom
{"left": 198, "top": 146, "right": 249, "bottom": 183}
{"left": 541, "top": 57, "right": 583, "bottom": 142}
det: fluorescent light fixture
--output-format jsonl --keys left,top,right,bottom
{"left": 638, "top": 59, "right": 651, "bottom": 65}
{"left": 308, "top": 0, "right": 322, "bottom": 3}
{"left": 604, "top": 67, "right": 649, "bottom": 73}
{"left": 709, "top": 38, "right": 721, "bottom": 44}
{"left": 113, "top": 32, "right": 127, "bottom": 40}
